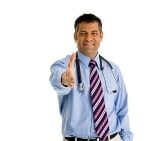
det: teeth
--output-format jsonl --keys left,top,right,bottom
{"left": 84, "top": 44, "right": 94, "bottom": 45}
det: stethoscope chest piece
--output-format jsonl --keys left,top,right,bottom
{"left": 77, "top": 82, "right": 85, "bottom": 92}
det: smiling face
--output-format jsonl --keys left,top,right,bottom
{"left": 74, "top": 22, "right": 103, "bottom": 59}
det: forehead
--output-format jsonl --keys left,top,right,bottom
{"left": 77, "top": 22, "right": 100, "bottom": 31}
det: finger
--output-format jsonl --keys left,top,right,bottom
{"left": 68, "top": 52, "right": 76, "bottom": 69}
{"left": 68, "top": 76, "right": 75, "bottom": 83}
{"left": 68, "top": 81, "right": 75, "bottom": 87}
{"left": 66, "top": 73, "right": 75, "bottom": 87}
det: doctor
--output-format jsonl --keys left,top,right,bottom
{"left": 49, "top": 13, "right": 133, "bottom": 141}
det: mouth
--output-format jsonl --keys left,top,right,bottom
{"left": 83, "top": 43, "right": 95, "bottom": 47}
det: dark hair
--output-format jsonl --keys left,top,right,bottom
{"left": 74, "top": 13, "right": 102, "bottom": 32}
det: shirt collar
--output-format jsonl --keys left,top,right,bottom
{"left": 77, "top": 51, "right": 100, "bottom": 69}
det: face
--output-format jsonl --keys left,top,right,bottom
{"left": 74, "top": 22, "right": 103, "bottom": 58}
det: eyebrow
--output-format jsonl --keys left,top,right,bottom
{"left": 79, "top": 30, "right": 99, "bottom": 32}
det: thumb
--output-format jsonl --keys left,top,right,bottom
{"left": 68, "top": 52, "right": 76, "bottom": 69}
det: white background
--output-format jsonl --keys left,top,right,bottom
{"left": 0, "top": 0, "right": 150, "bottom": 141}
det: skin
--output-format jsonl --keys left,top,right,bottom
{"left": 61, "top": 22, "right": 103, "bottom": 87}
{"left": 74, "top": 22, "right": 103, "bottom": 59}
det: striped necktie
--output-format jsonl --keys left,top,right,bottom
{"left": 89, "top": 59, "right": 109, "bottom": 141}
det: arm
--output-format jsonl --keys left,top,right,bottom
{"left": 115, "top": 67, "right": 133, "bottom": 141}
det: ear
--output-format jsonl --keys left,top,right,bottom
{"left": 100, "top": 31, "right": 103, "bottom": 39}
{"left": 74, "top": 32, "right": 77, "bottom": 42}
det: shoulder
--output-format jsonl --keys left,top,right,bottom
{"left": 102, "top": 58, "right": 123, "bottom": 79}
{"left": 109, "top": 61, "right": 120, "bottom": 72}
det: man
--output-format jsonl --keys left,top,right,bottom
{"left": 49, "top": 13, "right": 133, "bottom": 141}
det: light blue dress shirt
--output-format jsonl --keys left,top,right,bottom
{"left": 49, "top": 52, "right": 133, "bottom": 141}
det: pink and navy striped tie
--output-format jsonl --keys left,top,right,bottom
{"left": 89, "top": 59, "right": 109, "bottom": 141}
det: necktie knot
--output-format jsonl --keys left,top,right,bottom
{"left": 89, "top": 59, "right": 97, "bottom": 68}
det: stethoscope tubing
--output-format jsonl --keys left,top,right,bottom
{"left": 75, "top": 52, "right": 116, "bottom": 93}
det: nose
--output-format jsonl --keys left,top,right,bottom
{"left": 85, "top": 34, "right": 93, "bottom": 41}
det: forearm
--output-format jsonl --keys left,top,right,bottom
{"left": 118, "top": 113, "right": 133, "bottom": 141}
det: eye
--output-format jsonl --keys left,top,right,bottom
{"left": 92, "top": 32, "right": 98, "bottom": 36}
{"left": 79, "top": 32, "right": 86, "bottom": 36}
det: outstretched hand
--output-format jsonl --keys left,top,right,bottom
{"left": 61, "top": 53, "right": 76, "bottom": 87}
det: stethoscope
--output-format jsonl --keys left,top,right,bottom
{"left": 75, "top": 52, "right": 117, "bottom": 93}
